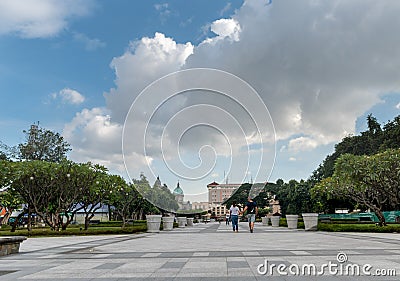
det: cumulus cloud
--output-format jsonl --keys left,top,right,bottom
{"left": 73, "top": 32, "right": 106, "bottom": 51}
{"left": 53, "top": 88, "right": 85, "bottom": 105}
{"left": 64, "top": 108, "right": 132, "bottom": 172}
{"left": 187, "top": 0, "right": 400, "bottom": 146}
{"left": 65, "top": 0, "right": 400, "bottom": 185}
{"left": 105, "top": 32, "right": 193, "bottom": 122}
{"left": 288, "top": 137, "right": 318, "bottom": 153}
{"left": 210, "top": 18, "right": 241, "bottom": 42}
{"left": 396, "top": 103, "right": 400, "bottom": 110}
{"left": 0, "top": 0, "right": 93, "bottom": 38}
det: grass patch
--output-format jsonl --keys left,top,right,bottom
{"left": 318, "top": 223, "right": 400, "bottom": 232}
{"left": 0, "top": 224, "right": 147, "bottom": 237}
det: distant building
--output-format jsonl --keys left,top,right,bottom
{"left": 191, "top": 201, "right": 209, "bottom": 211}
{"left": 207, "top": 181, "right": 241, "bottom": 218}
{"left": 74, "top": 204, "right": 111, "bottom": 224}
{"left": 154, "top": 176, "right": 162, "bottom": 188}
{"left": 173, "top": 182, "right": 192, "bottom": 211}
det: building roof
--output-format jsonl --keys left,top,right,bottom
{"left": 154, "top": 176, "right": 162, "bottom": 188}
{"left": 173, "top": 182, "right": 184, "bottom": 195}
{"left": 207, "top": 181, "right": 219, "bottom": 186}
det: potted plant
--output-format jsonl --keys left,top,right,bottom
{"left": 162, "top": 216, "right": 174, "bottom": 231}
{"left": 286, "top": 214, "right": 299, "bottom": 229}
{"left": 177, "top": 216, "right": 187, "bottom": 228}
{"left": 302, "top": 213, "right": 319, "bottom": 231}
{"left": 271, "top": 212, "right": 281, "bottom": 227}
{"left": 186, "top": 217, "right": 194, "bottom": 226}
{"left": 146, "top": 214, "right": 162, "bottom": 233}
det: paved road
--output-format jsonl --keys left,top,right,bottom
{"left": 1, "top": 222, "right": 400, "bottom": 280}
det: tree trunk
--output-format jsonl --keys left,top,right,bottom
{"left": 374, "top": 209, "right": 386, "bottom": 226}
{"left": 122, "top": 216, "right": 126, "bottom": 228}
{"left": 11, "top": 211, "right": 26, "bottom": 232}
{"left": 84, "top": 218, "right": 89, "bottom": 230}
{"left": 84, "top": 213, "right": 95, "bottom": 230}
{"left": 27, "top": 207, "right": 32, "bottom": 232}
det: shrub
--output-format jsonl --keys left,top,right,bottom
{"left": 318, "top": 223, "right": 400, "bottom": 232}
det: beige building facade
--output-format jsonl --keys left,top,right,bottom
{"left": 207, "top": 181, "right": 241, "bottom": 218}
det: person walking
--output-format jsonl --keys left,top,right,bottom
{"left": 243, "top": 197, "right": 258, "bottom": 233}
{"left": 225, "top": 213, "right": 230, "bottom": 225}
{"left": 229, "top": 201, "right": 240, "bottom": 232}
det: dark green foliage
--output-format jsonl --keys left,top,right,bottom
{"left": 133, "top": 174, "right": 177, "bottom": 213}
{"left": 0, "top": 224, "right": 147, "bottom": 237}
{"left": 18, "top": 125, "right": 71, "bottom": 162}
{"left": 311, "top": 114, "right": 400, "bottom": 181}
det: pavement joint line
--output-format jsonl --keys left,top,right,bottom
{"left": 317, "top": 231, "right": 400, "bottom": 245}
{"left": 20, "top": 233, "right": 151, "bottom": 255}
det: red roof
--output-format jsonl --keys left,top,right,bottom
{"left": 207, "top": 181, "right": 219, "bottom": 186}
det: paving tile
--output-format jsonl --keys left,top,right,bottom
{"left": 227, "top": 261, "right": 249, "bottom": 268}
{"left": 193, "top": 252, "right": 210, "bottom": 256}
{"left": 93, "top": 262, "right": 124, "bottom": 270}
{"left": 160, "top": 261, "right": 186, "bottom": 269}
{"left": 2, "top": 222, "right": 400, "bottom": 280}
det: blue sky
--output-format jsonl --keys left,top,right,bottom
{"left": 1, "top": 0, "right": 399, "bottom": 203}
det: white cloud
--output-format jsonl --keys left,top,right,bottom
{"left": 210, "top": 18, "right": 241, "bottom": 42}
{"left": 54, "top": 88, "right": 85, "bottom": 105}
{"left": 73, "top": 32, "right": 106, "bottom": 51}
{"left": 289, "top": 157, "right": 296, "bottom": 162}
{"left": 220, "top": 3, "right": 232, "bottom": 16}
{"left": 187, "top": 0, "right": 400, "bottom": 146}
{"left": 154, "top": 3, "right": 171, "bottom": 23}
{"left": 105, "top": 32, "right": 193, "bottom": 122}
{"left": 0, "top": 0, "right": 93, "bottom": 38}
{"left": 64, "top": 108, "right": 141, "bottom": 173}
{"left": 65, "top": 0, "right": 400, "bottom": 185}
{"left": 288, "top": 137, "right": 319, "bottom": 153}
{"left": 396, "top": 103, "right": 400, "bottom": 109}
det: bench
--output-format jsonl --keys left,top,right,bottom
{"left": 0, "top": 236, "right": 27, "bottom": 256}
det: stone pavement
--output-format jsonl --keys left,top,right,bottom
{"left": 0, "top": 222, "right": 400, "bottom": 280}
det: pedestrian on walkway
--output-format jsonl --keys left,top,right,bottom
{"left": 230, "top": 201, "right": 240, "bottom": 232}
{"left": 243, "top": 197, "right": 258, "bottom": 233}
{"left": 225, "top": 213, "right": 230, "bottom": 225}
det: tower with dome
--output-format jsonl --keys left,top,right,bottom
{"left": 173, "top": 182, "right": 192, "bottom": 211}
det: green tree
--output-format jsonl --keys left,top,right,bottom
{"left": 109, "top": 181, "right": 147, "bottom": 227}
{"left": 74, "top": 163, "right": 115, "bottom": 230}
{"left": 8, "top": 160, "right": 90, "bottom": 231}
{"left": 381, "top": 115, "right": 400, "bottom": 150}
{"left": 18, "top": 124, "right": 71, "bottom": 162}
{"left": 133, "top": 174, "right": 170, "bottom": 214}
{"left": 315, "top": 149, "right": 400, "bottom": 226}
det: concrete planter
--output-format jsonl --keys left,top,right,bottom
{"left": 261, "top": 217, "right": 268, "bottom": 226}
{"left": 162, "top": 216, "right": 174, "bottom": 231}
{"left": 146, "top": 215, "right": 162, "bottom": 233}
{"left": 271, "top": 216, "right": 280, "bottom": 227}
{"left": 0, "top": 236, "right": 27, "bottom": 256}
{"left": 302, "top": 213, "right": 319, "bottom": 231}
{"left": 286, "top": 215, "right": 298, "bottom": 229}
{"left": 177, "top": 217, "right": 187, "bottom": 228}
{"left": 186, "top": 218, "right": 194, "bottom": 227}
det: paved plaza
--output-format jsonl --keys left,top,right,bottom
{"left": 1, "top": 222, "right": 400, "bottom": 280}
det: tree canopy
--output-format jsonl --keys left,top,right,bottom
{"left": 18, "top": 124, "right": 71, "bottom": 162}
{"left": 313, "top": 149, "right": 400, "bottom": 226}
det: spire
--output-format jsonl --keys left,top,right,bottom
{"left": 173, "top": 181, "right": 183, "bottom": 195}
